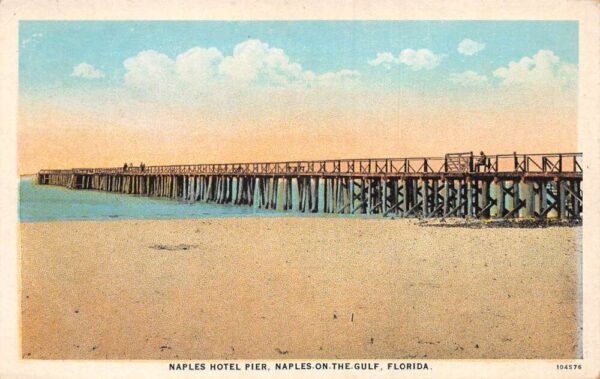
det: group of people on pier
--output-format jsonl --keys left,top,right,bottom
{"left": 123, "top": 162, "right": 146, "bottom": 172}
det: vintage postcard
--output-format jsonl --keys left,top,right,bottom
{"left": 1, "top": 0, "right": 599, "bottom": 378}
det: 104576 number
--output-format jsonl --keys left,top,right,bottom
{"left": 556, "top": 364, "right": 582, "bottom": 370}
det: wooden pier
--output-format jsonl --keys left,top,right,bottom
{"left": 36, "top": 152, "right": 583, "bottom": 219}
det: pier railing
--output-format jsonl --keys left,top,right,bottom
{"left": 38, "top": 152, "right": 582, "bottom": 177}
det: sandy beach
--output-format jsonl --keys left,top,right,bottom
{"left": 20, "top": 217, "right": 579, "bottom": 359}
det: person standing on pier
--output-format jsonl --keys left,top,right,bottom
{"left": 475, "top": 151, "right": 487, "bottom": 172}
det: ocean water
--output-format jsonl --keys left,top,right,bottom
{"left": 19, "top": 177, "right": 549, "bottom": 222}
{"left": 19, "top": 177, "right": 285, "bottom": 222}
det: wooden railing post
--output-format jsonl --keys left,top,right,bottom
{"left": 559, "top": 154, "right": 563, "bottom": 173}
{"left": 469, "top": 152, "right": 474, "bottom": 173}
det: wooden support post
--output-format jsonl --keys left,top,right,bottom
{"left": 306, "top": 177, "right": 312, "bottom": 211}
{"left": 367, "top": 178, "right": 372, "bottom": 214}
{"left": 496, "top": 180, "right": 505, "bottom": 218}
{"left": 432, "top": 180, "right": 439, "bottom": 217}
{"left": 461, "top": 181, "right": 468, "bottom": 217}
{"left": 312, "top": 177, "right": 319, "bottom": 213}
{"left": 334, "top": 178, "right": 340, "bottom": 213}
{"left": 250, "top": 177, "right": 256, "bottom": 207}
{"left": 480, "top": 181, "right": 488, "bottom": 218}
{"left": 392, "top": 179, "right": 399, "bottom": 216}
{"left": 337, "top": 178, "right": 343, "bottom": 213}
{"left": 382, "top": 178, "right": 388, "bottom": 214}
{"left": 340, "top": 178, "right": 349, "bottom": 214}
{"left": 267, "top": 177, "right": 272, "bottom": 208}
{"left": 297, "top": 177, "right": 304, "bottom": 212}
{"left": 238, "top": 177, "right": 244, "bottom": 205}
{"left": 540, "top": 181, "right": 548, "bottom": 218}
{"left": 526, "top": 180, "right": 535, "bottom": 217}
{"left": 573, "top": 180, "right": 581, "bottom": 218}
{"left": 467, "top": 180, "right": 473, "bottom": 217}
{"left": 323, "top": 177, "right": 329, "bottom": 213}
{"left": 443, "top": 179, "right": 449, "bottom": 217}
{"left": 360, "top": 179, "right": 366, "bottom": 214}
{"left": 401, "top": 179, "right": 408, "bottom": 217}
{"left": 287, "top": 177, "right": 293, "bottom": 210}
{"left": 559, "top": 180, "right": 567, "bottom": 219}
{"left": 422, "top": 179, "right": 429, "bottom": 218}
{"left": 512, "top": 180, "right": 519, "bottom": 218}
{"left": 411, "top": 179, "right": 419, "bottom": 216}
{"left": 275, "top": 177, "right": 281, "bottom": 209}
{"left": 173, "top": 175, "right": 178, "bottom": 199}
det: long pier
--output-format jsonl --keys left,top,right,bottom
{"left": 36, "top": 152, "right": 583, "bottom": 219}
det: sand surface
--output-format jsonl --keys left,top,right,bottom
{"left": 20, "top": 217, "right": 579, "bottom": 359}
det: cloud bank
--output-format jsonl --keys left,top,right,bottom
{"left": 123, "top": 39, "right": 360, "bottom": 96}
{"left": 57, "top": 46, "right": 576, "bottom": 121}
{"left": 493, "top": 49, "right": 577, "bottom": 90}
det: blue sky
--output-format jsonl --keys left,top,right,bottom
{"left": 19, "top": 20, "right": 578, "bottom": 92}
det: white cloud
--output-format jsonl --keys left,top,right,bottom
{"left": 368, "top": 49, "right": 443, "bottom": 71}
{"left": 122, "top": 39, "right": 359, "bottom": 94}
{"left": 457, "top": 39, "right": 485, "bottom": 56}
{"left": 124, "top": 51, "right": 173, "bottom": 88}
{"left": 175, "top": 47, "right": 223, "bottom": 83}
{"left": 219, "top": 39, "right": 309, "bottom": 86}
{"left": 493, "top": 50, "right": 577, "bottom": 89}
{"left": 398, "top": 49, "right": 443, "bottom": 71}
{"left": 368, "top": 52, "right": 396, "bottom": 67}
{"left": 449, "top": 70, "right": 488, "bottom": 87}
{"left": 70, "top": 63, "right": 105, "bottom": 79}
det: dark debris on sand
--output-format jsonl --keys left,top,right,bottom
{"left": 417, "top": 218, "right": 581, "bottom": 229}
{"left": 149, "top": 244, "right": 198, "bottom": 251}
